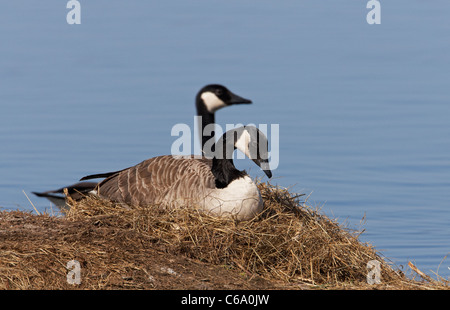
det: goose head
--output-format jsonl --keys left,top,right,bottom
{"left": 212, "top": 126, "right": 272, "bottom": 188}
{"left": 233, "top": 126, "right": 272, "bottom": 179}
{"left": 196, "top": 84, "right": 252, "bottom": 114}
{"left": 234, "top": 126, "right": 272, "bottom": 179}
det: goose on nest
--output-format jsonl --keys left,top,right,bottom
{"left": 32, "top": 85, "right": 253, "bottom": 210}
{"left": 81, "top": 126, "right": 271, "bottom": 221}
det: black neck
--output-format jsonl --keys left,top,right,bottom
{"left": 210, "top": 131, "right": 246, "bottom": 188}
{"left": 196, "top": 99, "right": 216, "bottom": 152}
{"left": 201, "top": 112, "right": 215, "bottom": 152}
{"left": 196, "top": 98, "right": 245, "bottom": 188}
{"left": 211, "top": 158, "right": 246, "bottom": 189}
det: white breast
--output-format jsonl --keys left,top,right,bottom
{"left": 199, "top": 176, "right": 263, "bottom": 221}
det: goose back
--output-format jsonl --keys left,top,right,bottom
{"left": 95, "top": 155, "right": 216, "bottom": 208}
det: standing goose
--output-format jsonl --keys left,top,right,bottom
{"left": 32, "top": 85, "right": 252, "bottom": 208}
{"left": 81, "top": 126, "right": 271, "bottom": 221}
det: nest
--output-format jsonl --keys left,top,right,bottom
{"left": 64, "top": 181, "right": 445, "bottom": 288}
{"left": 0, "top": 182, "right": 448, "bottom": 289}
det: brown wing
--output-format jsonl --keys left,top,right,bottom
{"left": 96, "top": 155, "right": 215, "bottom": 207}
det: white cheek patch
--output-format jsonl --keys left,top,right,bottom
{"left": 235, "top": 129, "right": 252, "bottom": 158}
{"left": 201, "top": 92, "right": 227, "bottom": 113}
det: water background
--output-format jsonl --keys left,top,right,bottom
{"left": 1, "top": 1, "right": 450, "bottom": 280}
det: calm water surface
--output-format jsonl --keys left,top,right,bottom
{"left": 1, "top": 1, "right": 450, "bottom": 279}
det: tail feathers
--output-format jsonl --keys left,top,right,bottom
{"left": 32, "top": 181, "right": 98, "bottom": 207}
{"left": 32, "top": 191, "right": 64, "bottom": 198}
{"left": 31, "top": 192, "right": 67, "bottom": 209}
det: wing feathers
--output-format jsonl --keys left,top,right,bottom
{"left": 95, "top": 155, "right": 215, "bottom": 207}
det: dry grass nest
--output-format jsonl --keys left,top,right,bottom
{"left": 1, "top": 181, "right": 448, "bottom": 289}
{"left": 64, "top": 181, "right": 448, "bottom": 289}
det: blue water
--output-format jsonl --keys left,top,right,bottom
{"left": 1, "top": 1, "right": 450, "bottom": 281}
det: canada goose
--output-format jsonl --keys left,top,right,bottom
{"left": 32, "top": 84, "right": 252, "bottom": 209}
{"left": 81, "top": 126, "right": 271, "bottom": 221}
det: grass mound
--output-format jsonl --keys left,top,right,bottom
{"left": 65, "top": 181, "right": 442, "bottom": 288}
{"left": 0, "top": 181, "right": 448, "bottom": 289}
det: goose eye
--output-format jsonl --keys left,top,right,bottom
{"left": 215, "top": 89, "right": 223, "bottom": 97}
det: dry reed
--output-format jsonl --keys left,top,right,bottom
{"left": 63, "top": 181, "right": 448, "bottom": 289}
{"left": 1, "top": 181, "right": 448, "bottom": 289}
